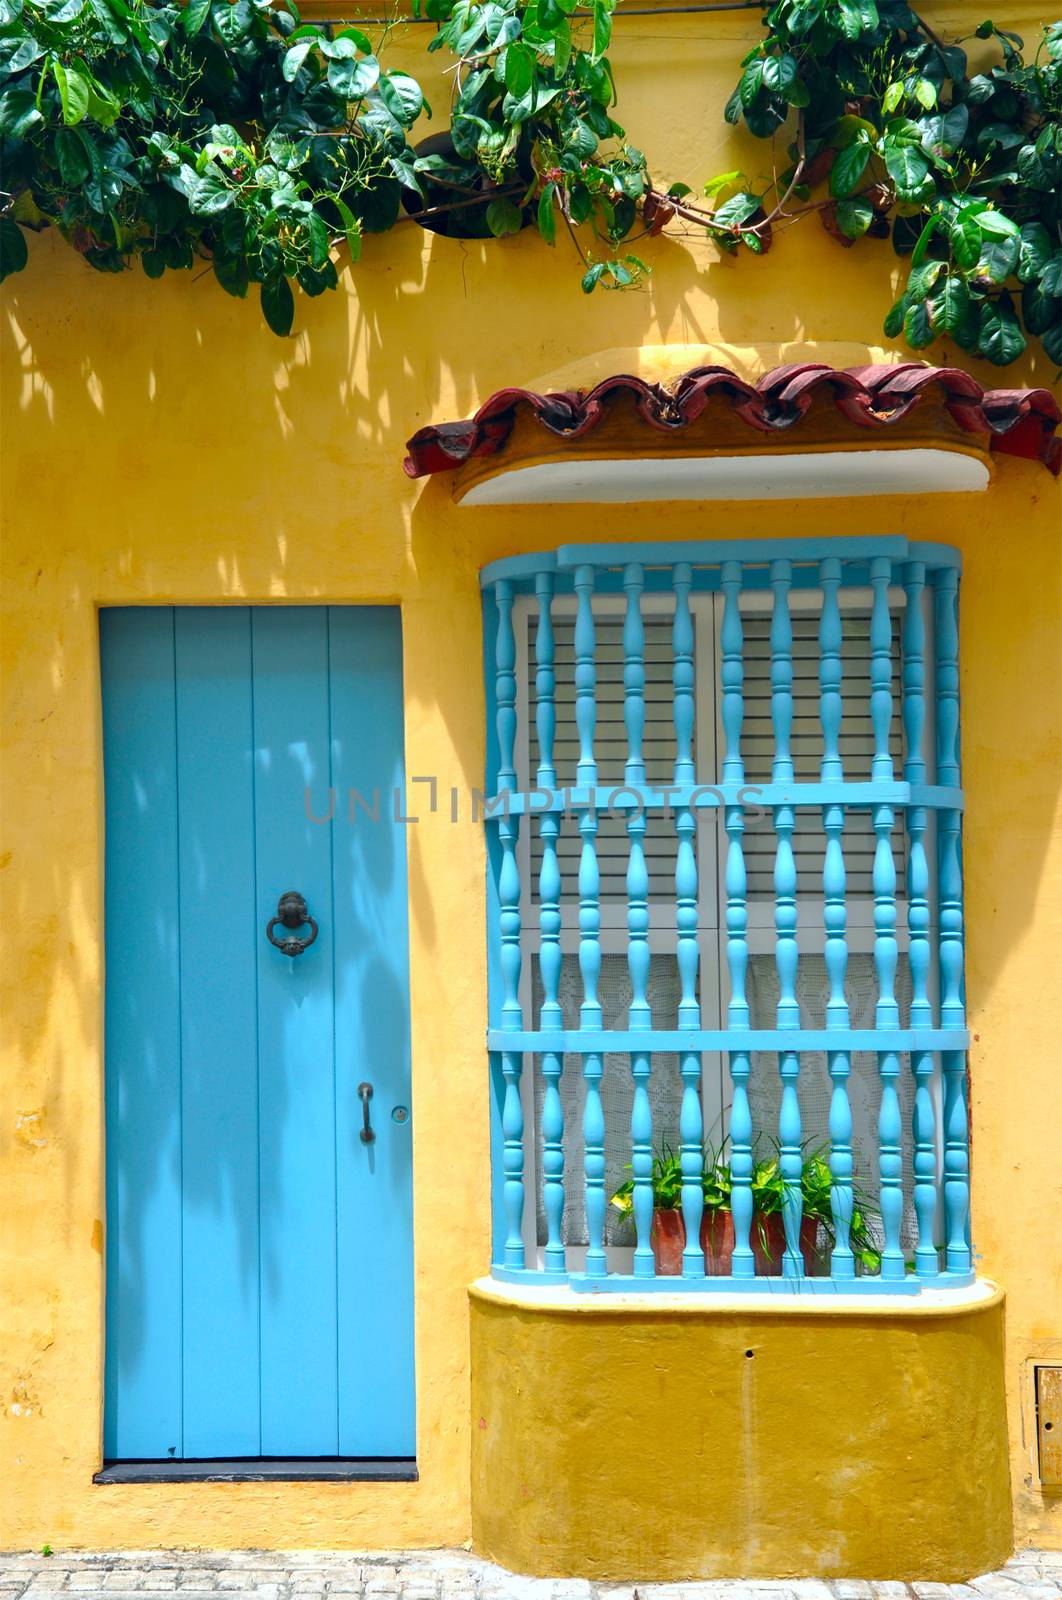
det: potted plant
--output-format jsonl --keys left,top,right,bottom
{"left": 612, "top": 1143, "right": 882, "bottom": 1278}
{"left": 609, "top": 1146, "right": 738, "bottom": 1276}
{"left": 610, "top": 1146, "right": 685, "bottom": 1275}
{"left": 750, "top": 1149, "right": 882, "bottom": 1277}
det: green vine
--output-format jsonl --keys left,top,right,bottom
{"left": 691, "top": 3, "right": 1062, "bottom": 367}
{"left": 0, "top": 0, "right": 1059, "bottom": 364}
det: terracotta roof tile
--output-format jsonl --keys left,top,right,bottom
{"left": 403, "top": 362, "right": 1061, "bottom": 479}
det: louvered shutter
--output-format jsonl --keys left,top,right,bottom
{"left": 740, "top": 607, "right": 906, "bottom": 901}
{"left": 528, "top": 614, "right": 680, "bottom": 905}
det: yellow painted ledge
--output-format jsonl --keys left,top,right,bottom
{"left": 469, "top": 1277, "right": 1012, "bottom": 1583}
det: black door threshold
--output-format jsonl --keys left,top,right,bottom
{"left": 94, "top": 1457, "right": 418, "bottom": 1484}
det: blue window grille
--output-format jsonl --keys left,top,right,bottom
{"left": 482, "top": 538, "right": 971, "bottom": 1295}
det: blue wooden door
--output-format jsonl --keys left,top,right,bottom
{"left": 101, "top": 607, "right": 415, "bottom": 1461}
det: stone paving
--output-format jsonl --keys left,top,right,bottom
{"left": 0, "top": 1550, "right": 1059, "bottom": 1600}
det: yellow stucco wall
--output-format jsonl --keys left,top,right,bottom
{"left": 470, "top": 1281, "right": 1012, "bottom": 1582}
{"left": 1, "top": 0, "right": 1059, "bottom": 1562}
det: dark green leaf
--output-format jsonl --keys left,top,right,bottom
{"left": 377, "top": 71, "right": 423, "bottom": 127}
{"left": 978, "top": 295, "right": 1027, "bottom": 365}
{"left": 296, "top": 257, "right": 338, "bottom": 296}
{"left": 0, "top": 36, "right": 41, "bottom": 71}
{"left": 213, "top": 250, "right": 249, "bottom": 296}
{"left": 739, "top": 59, "right": 762, "bottom": 109}
{"left": 977, "top": 208, "right": 1019, "bottom": 239}
{"left": 261, "top": 273, "right": 295, "bottom": 336}
{"left": 829, "top": 140, "right": 870, "bottom": 198}
{"left": 327, "top": 54, "right": 380, "bottom": 98}
{"left": 334, "top": 195, "right": 362, "bottom": 262}
{"left": 761, "top": 53, "right": 797, "bottom": 94}
{"left": 910, "top": 211, "right": 939, "bottom": 267}
{"left": 0, "top": 216, "right": 27, "bottom": 281}
{"left": 181, "top": 0, "right": 211, "bottom": 33}
{"left": 307, "top": 209, "right": 330, "bottom": 267}
{"left": 929, "top": 274, "right": 975, "bottom": 342}
{"left": 835, "top": 197, "right": 873, "bottom": 238}
{"left": 0, "top": 87, "right": 41, "bottom": 137}
{"left": 1042, "top": 255, "right": 1062, "bottom": 298}
{"left": 712, "top": 190, "right": 760, "bottom": 228}
{"left": 283, "top": 39, "right": 315, "bottom": 82}
{"left": 977, "top": 233, "right": 1019, "bottom": 283}
{"left": 883, "top": 292, "right": 909, "bottom": 338}
{"left": 884, "top": 140, "right": 930, "bottom": 199}
{"left": 592, "top": 0, "right": 611, "bottom": 58}
{"left": 920, "top": 103, "right": 968, "bottom": 156}
{"left": 569, "top": 183, "right": 591, "bottom": 224}
{"left": 486, "top": 196, "right": 522, "bottom": 236}
{"left": 1017, "top": 222, "right": 1052, "bottom": 284}
{"left": 188, "top": 169, "right": 234, "bottom": 216}
{"left": 836, "top": 0, "right": 873, "bottom": 40}
{"left": 52, "top": 62, "right": 90, "bottom": 126}
{"left": 537, "top": 181, "right": 556, "bottom": 244}
{"left": 949, "top": 209, "right": 982, "bottom": 270}
{"left": 55, "top": 127, "right": 90, "bottom": 186}
{"left": 504, "top": 41, "right": 533, "bottom": 97}
{"left": 907, "top": 258, "right": 944, "bottom": 300}
{"left": 1042, "top": 317, "right": 1062, "bottom": 366}
{"left": 1021, "top": 280, "right": 1057, "bottom": 337}
{"left": 211, "top": 0, "right": 252, "bottom": 44}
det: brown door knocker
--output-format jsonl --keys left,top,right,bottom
{"left": 265, "top": 891, "right": 319, "bottom": 957}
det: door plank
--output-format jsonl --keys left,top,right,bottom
{"left": 329, "top": 607, "right": 416, "bottom": 1457}
{"left": 175, "top": 608, "right": 261, "bottom": 1457}
{"left": 252, "top": 606, "right": 339, "bottom": 1456}
{"left": 101, "top": 608, "right": 183, "bottom": 1460}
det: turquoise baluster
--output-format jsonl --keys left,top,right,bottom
{"left": 904, "top": 561, "right": 938, "bottom": 1280}
{"left": 771, "top": 559, "right": 802, "bottom": 1279}
{"left": 673, "top": 561, "right": 704, "bottom": 1278}
{"left": 721, "top": 560, "right": 754, "bottom": 1278}
{"left": 535, "top": 570, "right": 565, "bottom": 1274}
{"left": 495, "top": 579, "right": 524, "bottom": 1269}
{"left": 623, "top": 564, "right": 654, "bottom": 1277}
{"left": 820, "top": 557, "right": 854, "bottom": 1280}
{"left": 870, "top": 556, "right": 904, "bottom": 1280}
{"left": 575, "top": 564, "right": 606, "bottom": 1277}
{"left": 935, "top": 567, "right": 971, "bottom": 1275}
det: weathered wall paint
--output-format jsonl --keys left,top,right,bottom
{"left": 470, "top": 1280, "right": 1012, "bottom": 1582}
{"left": 1, "top": 0, "right": 1059, "bottom": 1559}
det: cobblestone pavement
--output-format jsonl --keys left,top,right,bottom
{"left": 0, "top": 1549, "right": 1059, "bottom": 1600}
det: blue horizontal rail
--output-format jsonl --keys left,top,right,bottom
{"left": 479, "top": 782, "right": 965, "bottom": 817}
{"left": 480, "top": 536, "right": 962, "bottom": 589}
{"left": 489, "top": 1265, "right": 979, "bottom": 1295}
{"left": 488, "top": 1028, "right": 970, "bottom": 1053}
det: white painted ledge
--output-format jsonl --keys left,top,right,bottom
{"left": 460, "top": 447, "right": 991, "bottom": 505}
{"left": 470, "top": 1273, "right": 1000, "bottom": 1317}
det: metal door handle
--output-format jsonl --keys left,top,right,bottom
{"left": 358, "top": 1082, "right": 375, "bottom": 1143}
{"left": 266, "top": 891, "right": 318, "bottom": 957}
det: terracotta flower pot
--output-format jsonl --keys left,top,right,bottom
{"left": 649, "top": 1207, "right": 686, "bottom": 1276}
{"left": 751, "top": 1211, "right": 820, "bottom": 1276}
{"left": 700, "top": 1208, "right": 735, "bottom": 1276}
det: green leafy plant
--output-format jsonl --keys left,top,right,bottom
{"left": 692, "top": 4, "right": 1062, "bottom": 366}
{"left": 415, "top": 0, "right": 647, "bottom": 288}
{"left": 610, "top": 1140, "right": 882, "bottom": 1272}
{"left": 2, "top": 0, "right": 1057, "bottom": 359}
{"left": 609, "top": 1142, "right": 684, "bottom": 1213}
{"left": 0, "top": 0, "right": 426, "bottom": 332}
